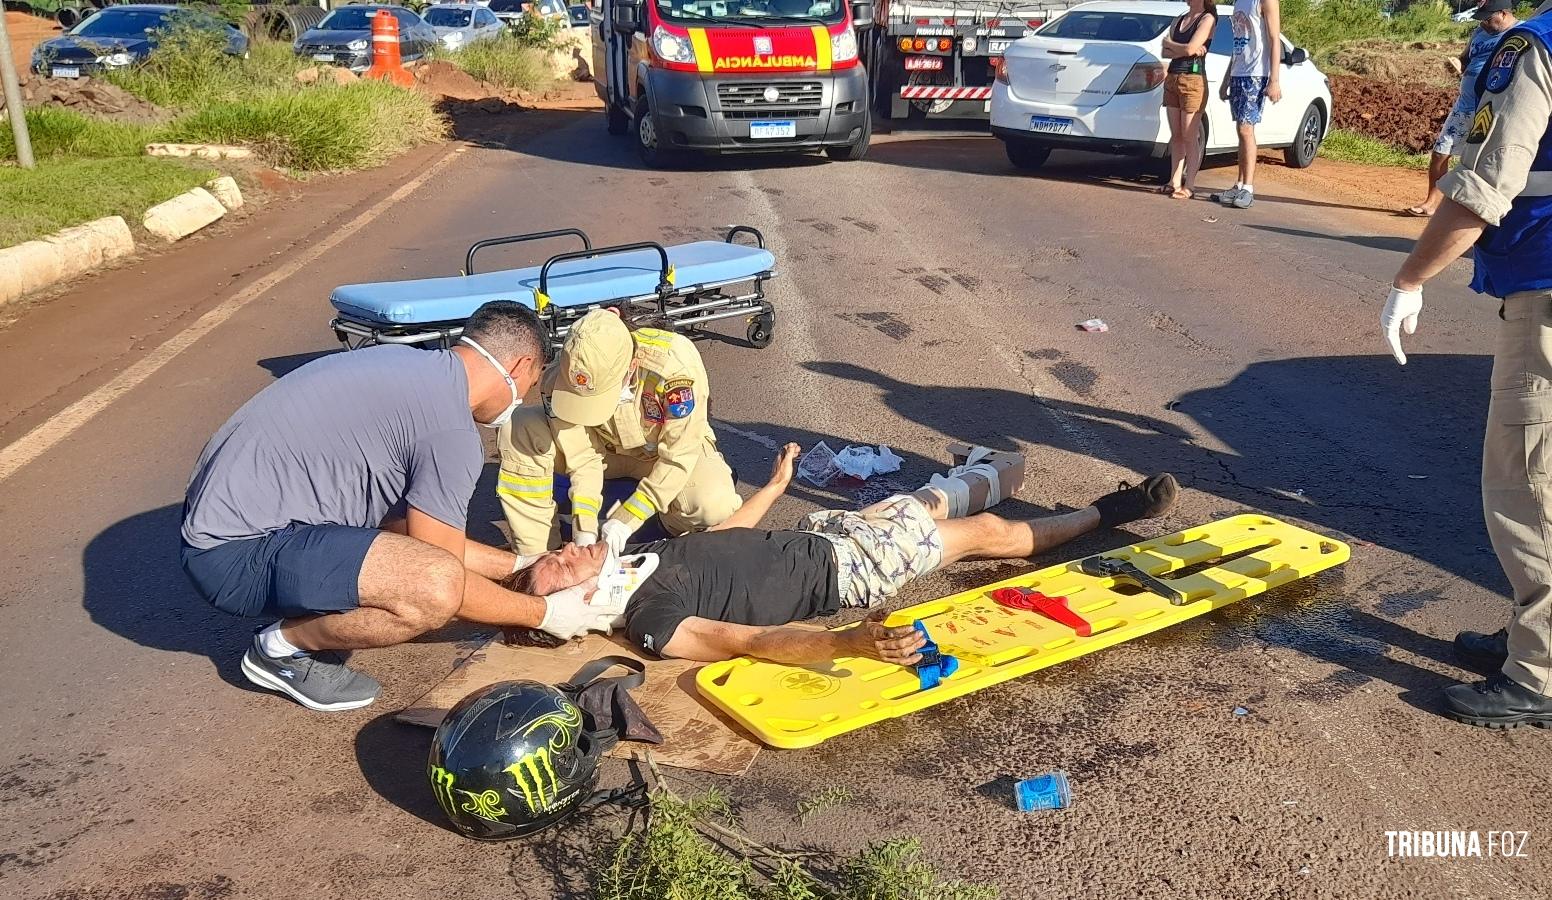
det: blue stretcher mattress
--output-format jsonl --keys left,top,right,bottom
{"left": 330, "top": 241, "right": 775, "bottom": 326}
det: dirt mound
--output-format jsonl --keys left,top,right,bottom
{"left": 6, "top": 74, "right": 170, "bottom": 124}
{"left": 1327, "top": 40, "right": 1466, "bottom": 90}
{"left": 411, "top": 60, "right": 509, "bottom": 101}
{"left": 1328, "top": 74, "right": 1456, "bottom": 153}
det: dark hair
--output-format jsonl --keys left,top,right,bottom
{"left": 503, "top": 566, "right": 538, "bottom": 595}
{"left": 464, "top": 300, "right": 545, "bottom": 365}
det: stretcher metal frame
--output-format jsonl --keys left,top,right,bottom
{"left": 329, "top": 226, "right": 777, "bottom": 352}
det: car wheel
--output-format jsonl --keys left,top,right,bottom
{"left": 634, "top": 95, "right": 674, "bottom": 169}
{"left": 824, "top": 112, "right": 870, "bottom": 161}
{"left": 1005, "top": 139, "right": 1051, "bottom": 171}
{"left": 1284, "top": 103, "right": 1324, "bottom": 169}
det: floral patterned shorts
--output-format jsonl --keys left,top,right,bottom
{"left": 800, "top": 495, "right": 944, "bottom": 608}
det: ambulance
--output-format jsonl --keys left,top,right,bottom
{"left": 592, "top": 0, "right": 875, "bottom": 166}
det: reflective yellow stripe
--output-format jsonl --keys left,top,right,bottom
{"left": 500, "top": 473, "right": 551, "bottom": 486}
{"left": 634, "top": 330, "right": 674, "bottom": 350}
{"left": 572, "top": 496, "right": 602, "bottom": 513}
{"left": 498, "top": 484, "right": 551, "bottom": 500}
{"left": 534, "top": 291, "right": 550, "bottom": 312}
{"left": 622, "top": 492, "right": 655, "bottom": 520}
{"left": 688, "top": 28, "right": 714, "bottom": 74}
{"left": 812, "top": 26, "right": 831, "bottom": 72}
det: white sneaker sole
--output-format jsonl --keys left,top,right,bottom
{"left": 240, "top": 652, "right": 378, "bottom": 712}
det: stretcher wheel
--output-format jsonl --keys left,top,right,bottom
{"left": 747, "top": 314, "right": 774, "bottom": 349}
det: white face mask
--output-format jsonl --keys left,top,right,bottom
{"left": 461, "top": 336, "right": 522, "bottom": 429}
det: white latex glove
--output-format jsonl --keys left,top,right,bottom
{"left": 573, "top": 531, "right": 597, "bottom": 547}
{"left": 1382, "top": 285, "right": 1424, "bottom": 365}
{"left": 600, "top": 518, "right": 634, "bottom": 556}
{"left": 537, "top": 583, "right": 596, "bottom": 640}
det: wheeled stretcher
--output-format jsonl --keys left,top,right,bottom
{"left": 329, "top": 226, "right": 777, "bottom": 351}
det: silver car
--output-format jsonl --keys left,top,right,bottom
{"left": 422, "top": 3, "right": 505, "bottom": 50}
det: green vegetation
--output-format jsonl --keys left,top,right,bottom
{"left": 1282, "top": 0, "right": 1469, "bottom": 59}
{"left": 0, "top": 157, "right": 215, "bottom": 246}
{"left": 0, "top": 106, "right": 158, "bottom": 160}
{"left": 106, "top": 29, "right": 311, "bottom": 109}
{"left": 439, "top": 33, "right": 554, "bottom": 91}
{"left": 796, "top": 786, "right": 853, "bottom": 825}
{"left": 595, "top": 783, "right": 998, "bottom": 900}
{"left": 1319, "top": 128, "right": 1431, "bottom": 168}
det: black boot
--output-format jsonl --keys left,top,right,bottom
{"left": 1453, "top": 627, "right": 1509, "bottom": 674}
{"left": 1442, "top": 674, "right": 1552, "bottom": 729}
{"left": 1093, "top": 474, "right": 1179, "bottom": 528}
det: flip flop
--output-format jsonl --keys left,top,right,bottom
{"left": 1400, "top": 206, "right": 1433, "bottom": 218}
{"left": 1171, "top": 188, "right": 1193, "bottom": 200}
{"left": 1156, "top": 185, "right": 1177, "bottom": 195}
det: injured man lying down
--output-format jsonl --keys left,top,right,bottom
{"left": 508, "top": 444, "right": 1178, "bottom": 667}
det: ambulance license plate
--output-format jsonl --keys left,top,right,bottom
{"left": 1029, "top": 115, "right": 1072, "bottom": 134}
{"left": 52, "top": 66, "right": 81, "bottom": 78}
{"left": 750, "top": 120, "right": 796, "bottom": 139}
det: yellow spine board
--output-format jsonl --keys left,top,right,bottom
{"left": 696, "top": 515, "right": 1350, "bottom": 749}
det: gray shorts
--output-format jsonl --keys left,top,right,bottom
{"left": 800, "top": 495, "right": 944, "bottom": 608}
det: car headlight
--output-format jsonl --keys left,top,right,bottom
{"left": 442, "top": 31, "right": 465, "bottom": 45}
{"left": 348, "top": 38, "right": 369, "bottom": 51}
{"left": 98, "top": 52, "right": 132, "bottom": 67}
{"left": 831, "top": 28, "right": 857, "bottom": 63}
{"left": 652, "top": 25, "right": 694, "bottom": 64}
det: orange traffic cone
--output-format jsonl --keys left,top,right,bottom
{"left": 364, "top": 9, "right": 413, "bottom": 87}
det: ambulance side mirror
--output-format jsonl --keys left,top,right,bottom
{"left": 612, "top": 0, "right": 641, "bottom": 33}
{"left": 850, "top": 0, "right": 873, "bottom": 28}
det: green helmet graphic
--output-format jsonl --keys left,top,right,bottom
{"left": 427, "top": 680, "right": 601, "bottom": 840}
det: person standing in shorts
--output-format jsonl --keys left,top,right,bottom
{"left": 1161, "top": 0, "right": 1218, "bottom": 199}
{"left": 1402, "top": 0, "right": 1518, "bottom": 218}
{"left": 1214, "top": 0, "right": 1281, "bottom": 209}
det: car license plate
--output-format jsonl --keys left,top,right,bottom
{"left": 52, "top": 66, "right": 80, "bottom": 78}
{"left": 750, "top": 120, "right": 796, "bottom": 140}
{"left": 1029, "top": 115, "right": 1072, "bottom": 134}
{"left": 989, "top": 40, "right": 1012, "bottom": 53}
{"left": 311, "top": 53, "right": 335, "bottom": 62}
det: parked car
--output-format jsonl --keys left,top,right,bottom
{"left": 30, "top": 4, "right": 247, "bottom": 79}
{"left": 292, "top": 4, "right": 438, "bottom": 72}
{"left": 990, "top": 0, "right": 1332, "bottom": 171}
{"left": 567, "top": 3, "right": 591, "bottom": 28}
{"left": 422, "top": 2, "right": 506, "bottom": 49}
{"left": 488, "top": 0, "right": 568, "bottom": 29}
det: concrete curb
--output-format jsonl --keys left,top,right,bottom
{"left": 145, "top": 143, "right": 253, "bottom": 160}
{"left": 205, "top": 176, "right": 244, "bottom": 211}
{"left": 0, "top": 217, "right": 134, "bottom": 309}
{"left": 143, "top": 187, "right": 227, "bottom": 242}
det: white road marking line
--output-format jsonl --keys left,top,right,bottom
{"left": 0, "top": 148, "right": 462, "bottom": 484}
{"left": 711, "top": 418, "right": 780, "bottom": 450}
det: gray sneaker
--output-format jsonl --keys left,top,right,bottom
{"left": 1212, "top": 186, "right": 1242, "bottom": 206}
{"left": 1232, "top": 189, "right": 1255, "bottom": 209}
{"left": 240, "top": 635, "right": 380, "bottom": 712}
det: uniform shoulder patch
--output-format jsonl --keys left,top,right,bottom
{"left": 1483, "top": 34, "right": 1529, "bottom": 95}
{"left": 661, "top": 377, "right": 696, "bottom": 419}
{"left": 1467, "top": 101, "right": 1495, "bottom": 144}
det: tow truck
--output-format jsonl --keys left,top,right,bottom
{"left": 859, "top": 0, "right": 1077, "bottom": 123}
{"left": 592, "top": 0, "right": 876, "bottom": 165}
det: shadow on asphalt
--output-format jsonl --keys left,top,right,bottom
{"left": 1244, "top": 223, "right": 1417, "bottom": 254}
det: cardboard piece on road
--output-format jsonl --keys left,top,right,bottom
{"left": 398, "top": 633, "right": 761, "bottom": 776}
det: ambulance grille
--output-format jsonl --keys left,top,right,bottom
{"left": 716, "top": 81, "right": 824, "bottom": 118}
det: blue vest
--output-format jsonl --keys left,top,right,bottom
{"left": 1471, "top": 16, "right": 1552, "bottom": 298}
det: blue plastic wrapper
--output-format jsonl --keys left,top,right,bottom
{"left": 1015, "top": 770, "right": 1072, "bottom": 812}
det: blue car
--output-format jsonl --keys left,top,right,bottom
{"left": 30, "top": 4, "right": 248, "bottom": 79}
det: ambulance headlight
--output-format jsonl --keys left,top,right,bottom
{"left": 652, "top": 26, "right": 695, "bottom": 64}
{"left": 831, "top": 27, "right": 857, "bottom": 62}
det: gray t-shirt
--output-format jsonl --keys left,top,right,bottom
{"left": 182, "top": 346, "right": 482, "bottom": 549}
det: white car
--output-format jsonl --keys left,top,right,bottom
{"left": 990, "top": 0, "right": 1332, "bottom": 171}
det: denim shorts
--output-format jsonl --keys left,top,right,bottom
{"left": 1229, "top": 76, "right": 1268, "bottom": 125}
{"left": 180, "top": 523, "right": 379, "bottom": 619}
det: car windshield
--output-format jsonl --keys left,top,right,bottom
{"left": 654, "top": 0, "right": 845, "bottom": 26}
{"left": 319, "top": 7, "right": 393, "bottom": 29}
{"left": 72, "top": 8, "right": 171, "bottom": 37}
{"left": 424, "top": 7, "right": 472, "bottom": 25}
{"left": 1035, "top": 10, "right": 1172, "bottom": 41}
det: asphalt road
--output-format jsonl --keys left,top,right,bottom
{"left": 1, "top": 110, "right": 1547, "bottom": 899}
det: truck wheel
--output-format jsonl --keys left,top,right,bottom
{"left": 825, "top": 113, "right": 871, "bottom": 161}
{"left": 606, "top": 101, "right": 628, "bottom": 136}
{"left": 1005, "top": 139, "right": 1051, "bottom": 171}
{"left": 1283, "top": 103, "right": 1324, "bottom": 169}
{"left": 634, "top": 96, "right": 674, "bottom": 169}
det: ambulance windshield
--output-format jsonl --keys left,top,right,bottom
{"left": 655, "top": 0, "right": 846, "bottom": 26}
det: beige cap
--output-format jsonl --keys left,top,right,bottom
{"left": 544, "top": 310, "right": 632, "bottom": 427}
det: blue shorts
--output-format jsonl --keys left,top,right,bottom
{"left": 180, "top": 523, "right": 379, "bottom": 619}
{"left": 1229, "top": 76, "right": 1268, "bottom": 125}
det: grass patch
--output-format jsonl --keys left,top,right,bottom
{"left": 0, "top": 107, "right": 158, "bottom": 160}
{"left": 1283, "top": 0, "right": 1469, "bottom": 59}
{"left": 1319, "top": 128, "right": 1430, "bottom": 169}
{"left": 439, "top": 34, "right": 554, "bottom": 91}
{"left": 108, "top": 36, "right": 309, "bottom": 109}
{"left": 0, "top": 156, "right": 215, "bottom": 246}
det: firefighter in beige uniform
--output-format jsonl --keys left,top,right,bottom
{"left": 1384, "top": 2, "right": 1552, "bottom": 727}
{"left": 498, "top": 311, "right": 741, "bottom": 556}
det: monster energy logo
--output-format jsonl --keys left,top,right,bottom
{"left": 503, "top": 701, "right": 584, "bottom": 814}
{"left": 429, "top": 765, "right": 513, "bottom": 824}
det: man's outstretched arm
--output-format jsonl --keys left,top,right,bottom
{"left": 708, "top": 442, "right": 801, "bottom": 532}
{"left": 661, "top": 610, "right": 926, "bottom": 665}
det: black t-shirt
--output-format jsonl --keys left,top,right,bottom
{"left": 622, "top": 529, "right": 841, "bottom": 657}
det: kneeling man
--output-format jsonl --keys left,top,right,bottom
{"left": 510, "top": 444, "right": 1179, "bottom": 665}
